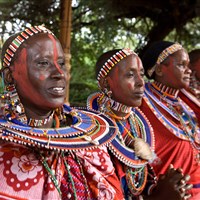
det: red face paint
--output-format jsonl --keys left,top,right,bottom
{"left": 107, "top": 54, "right": 144, "bottom": 107}
{"left": 48, "top": 34, "right": 63, "bottom": 75}
{"left": 108, "top": 67, "right": 119, "bottom": 90}
{"left": 39, "top": 74, "right": 46, "bottom": 81}
{"left": 127, "top": 83, "right": 132, "bottom": 90}
{"left": 12, "top": 48, "right": 28, "bottom": 81}
{"left": 12, "top": 34, "right": 67, "bottom": 117}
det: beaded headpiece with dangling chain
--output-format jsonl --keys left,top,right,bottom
{"left": 1, "top": 25, "right": 54, "bottom": 126}
{"left": 2, "top": 25, "right": 53, "bottom": 68}
{"left": 87, "top": 48, "right": 157, "bottom": 196}
{"left": 0, "top": 26, "right": 119, "bottom": 198}
{"left": 97, "top": 48, "right": 136, "bottom": 114}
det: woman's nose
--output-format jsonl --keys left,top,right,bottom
{"left": 136, "top": 75, "right": 144, "bottom": 87}
{"left": 51, "top": 62, "right": 65, "bottom": 78}
{"left": 186, "top": 66, "right": 192, "bottom": 74}
{"left": 51, "top": 73, "right": 65, "bottom": 79}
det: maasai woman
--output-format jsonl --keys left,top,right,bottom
{"left": 0, "top": 25, "right": 124, "bottom": 199}
{"left": 179, "top": 49, "right": 200, "bottom": 120}
{"left": 87, "top": 48, "right": 192, "bottom": 200}
{"left": 140, "top": 41, "right": 200, "bottom": 199}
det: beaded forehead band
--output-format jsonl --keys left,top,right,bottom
{"left": 2, "top": 25, "right": 53, "bottom": 68}
{"left": 97, "top": 48, "right": 136, "bottom": 85}
{"left": 147, "top": 43, "right": 183, "bottom": 77}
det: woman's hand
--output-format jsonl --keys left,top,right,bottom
{"left": 144, "top": 164, "right": 193, "bottom": 200}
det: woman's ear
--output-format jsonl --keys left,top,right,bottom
{"left": 99, "top": 77, "right": 110, "bottom": 90}
{"left": 100, "top": 77, "right": 113, "bottom": 98}
{"left": 2, "top": 67, "right": 14, "bottom": 85}
{"left": 155, "top": 64, "right": 163, "bottom": 77}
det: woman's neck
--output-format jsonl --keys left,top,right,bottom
{"left": 109, "top": 108, "right": 131, "bottom": 120}
{"left": 99, "top": 93, "right": 132, "bottom": 120}
{"left": 151, "top": 81, "right": 179, "bottom": 99}
{"left": 25, "top": 107, "right": 52, "bottom": 118}
{"left": 24, "top": 106, "right": 55, "bottom": 128}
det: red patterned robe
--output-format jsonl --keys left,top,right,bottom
{"left": 0, "top": 142, "right": 124, "bottom": 200}
{"left": 0, "top": 105, "right": 124, "bottom": 200}
{"left": 179, "top": 89, "right": 200, "bottom": 122}
{"left": 140, "top": 82, "right": 200, "bottom": 200}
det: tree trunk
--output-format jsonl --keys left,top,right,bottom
{"left": 59, "top": 0, "right": 72, "bottom": 104}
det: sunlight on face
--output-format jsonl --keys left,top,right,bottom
{"left": 107, "top": 54, "right": 145, "bottom": 107}
{"left": 13, "top": 34, "right": 68, "bottom": 112}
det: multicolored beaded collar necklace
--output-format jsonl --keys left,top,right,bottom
{"left": 144, "top": 81, "right": 200, "bottom": 149}
{"left": 87, "top": 92, "right": 155, "bottom": 167}
{"left": 97, "top": 92, "right": 132, "bottom": 114}
{"left": 87, "top": 92, "right": 157, "bottom": 196}
{"left": 0, "top": 84, "right": 118, "bottom": 151}
{"left": 0, "top": 104, "right": 118, "bottom": 151}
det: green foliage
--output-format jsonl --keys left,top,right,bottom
{"left": 69, "top": 81, "right": 98, "bottom": 107}
{"left": 165, "top": 18, "right": 200, "bottom": 52}
{"left": 0, "top": 0, "right": 200, "bottom": 104}
{"left": 69, "top": 1, "right": 156, "bottom": 104}
{"left": 0, "top": 77, "right": 3, "bottom": 94}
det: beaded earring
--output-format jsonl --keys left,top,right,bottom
{"left": 103, "top": 87, "right": 112, "bottom": 98}
{"left": 97, "top": 87, "right": 112, "bottom": 112}
{"left": 0, "top": 83, "right": 25, "bottom": 121}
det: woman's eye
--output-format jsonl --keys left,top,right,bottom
{"left": 128, "top": 73, "right": 134, "bottom": 77}
{"left": 37, "top": 61, "right": 49, "bottom": 67}
{"left": 58, "top": 61, "right": 65, "bottom": 68}
{"left": 57, "top": 58, "right": 66, "bottom": 68}
{"left": 177, "top": 63, "right": 187, "bottom": 69}
{"left": 140, "top": 72, "right": 145, "bottom": 77}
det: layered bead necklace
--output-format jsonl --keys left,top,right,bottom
{"left": 108, "top": 109, "right": 156, "bottom": 196}
{"left": 0, "top": 85, "right": 117, "bottom": 151}
{"left": 0, "top": 87, "right": 118, "bottom": 199}
{"left": 144, "top": 81, "right": 200, "bottom": 151}
{"left": 87, "top": 92, "right": 157, "bottom": 196}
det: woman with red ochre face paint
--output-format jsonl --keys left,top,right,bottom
{"left": 87, "top": 48, "right": 192, "bottom": 200}
{"left": 12, "top": 33, "right": 68, "bottom": 117}
{"left": 0, "top": 26, "right": 124, "bottom": 199}
{"left": 140, "top": 41, "right": 200, "bottom": 199}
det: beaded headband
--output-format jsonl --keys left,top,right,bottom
{"left": 97, "top": 48, "right": 136, "bottom": 85}
{"left": 2, "top": 25, "right": 53, "bottom": 68}
{"left": 147, "top": 43, "right": 183, "bottom": 77}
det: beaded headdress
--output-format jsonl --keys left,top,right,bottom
{"left": 147, "top": 43, "right": 183, "bottom": 77}
{"left": 2, "top": 25, "right": 53, "bottom": 68}
{"left": 97, "top": 48, "right": 136, "bottom": 85}
{"left": 0, "top": 25, "right": 54, "bottom": 125}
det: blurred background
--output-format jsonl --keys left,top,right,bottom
{"left": 0, "top": 0, "right": 199, "bottom": 105}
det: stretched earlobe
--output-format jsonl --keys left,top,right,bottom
{"left": 155, "top": 64, "right": 163, "bottom": 76}
{"left": 2, "top": 67, "right": 14, "bottom": 85}
{"left": 99, "top": 77, "right": 109, "bottom": 90}
{"left": 99, "top": 77, "right": 112, "bottom": 98}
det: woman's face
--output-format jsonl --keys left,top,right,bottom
{"left": 191, "top": 58, "right": 200, "bottom": 81}
{"left": 106, "top": 54, "right": 145, "bottom": 107}
{"left": 12, "top": 34, "right": 68, "bottom": 113}
{"left": 157, "top": 49, "right": 191, "bottom": 89}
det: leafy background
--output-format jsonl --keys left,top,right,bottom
{"left": 0, "top": 0, "right": 200, "bottom": 105}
